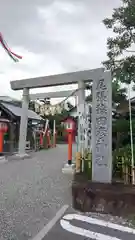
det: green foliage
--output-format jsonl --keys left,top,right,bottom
{"left": 113, "top": 119, "right": 135, "bottom": 133}
{"left": 85, "top": 95, "right": 92, "bottom": 102}
{"left": 86, "top": 79, "right": 127, "bottom": 105}
{"left": 56, "top": 125, "right": 67, "bottom": 143}
{"left": 83, "top": 150, "right": 92, "bottom": 180}
{"left": 113, "top": 145, "right": 133, "bottom": 166}
{"left": 56, "top": 135, "right": 66, "bottom": 143}
{"left": 29, "top": 100, "right": 35, "bottom": 112}
{"left": 112, "top": 119, "right": 135, "bottom": 150}
{"left": 85, "top": 83, "right": 92, "bottom": 102}
{"left": 112, "top": 144, "right": 134, "bottom": 181}
{"left": 44, "top": 110, "right": 69, "bottom": 130}
{"left": 43, "top": 106, "right": 70, "bottom": 143}
{"left": 66, "top": 101, "right": 74, "bottom": 110}
{"left": 112, "top": 79, "right": 127, "bottom": 105}
{"left": 103, "top": 0, "right": 135, "bottom": 83}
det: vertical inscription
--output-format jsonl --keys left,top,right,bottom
{"left": 95, "top": 79, "right": 108, "bottom": 166}
{"left": 92, "top": 72, "right": 112, "bottom": 183}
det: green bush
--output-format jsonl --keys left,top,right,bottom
{"left": 113, "top": 119, "right": 135, "bottom": 133}
{"left": 112, "top": 119, "right": 135, "bottom": 150}
{"left": 113, "top": 144, "right": 135, "bottom": 165}
{"left": 112, "top": 144, "right": 135, "bottom": 180}
{"left": 83, "top": 150, "right": 92, "bottom": 180}
{"left": 56, "top": 135, "right": 66, "bottom": 143}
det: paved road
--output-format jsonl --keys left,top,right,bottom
{"left": 0, "top": 144, "right": 135, "bottom": 240}
{"left": 41, "top": 206, "right": 135, "bottom": 240}
{"left": 0, "top": 144, "right": 76, "bottom": 240}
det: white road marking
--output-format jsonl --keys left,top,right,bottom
{"left": 63, "top": 214, "right": 135, "bottom": 234}
{"left": 60, "top": 214, "right": 135, "bottom": 240}
{"left": 60, "top": 219, "right": 121, "bottom": 240}
{"left": 32, "top": 205, "right": 69, "bottom": 240}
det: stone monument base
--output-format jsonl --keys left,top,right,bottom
{"left": 62, "top": 163, "right": 75, "bottom": 174}
{"left": 0, "top": 156, "right": 8, "bottom": 163}
{"left": 8, "top": 152, "right": 31, "bottom": 160}
{"left": 72, "top": 173, "right": 135, "bottom": 216}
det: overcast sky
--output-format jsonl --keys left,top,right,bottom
{"left": 0, "top": 0, "right": 121, "bottom": 102}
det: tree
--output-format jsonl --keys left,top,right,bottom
{"left": 66, "top": 101, "right": 74, "bottom": 110}
{"left": 103, "top": 0, "right": 135, "bottom": 83}
{"left": 86, "top": 79, "right": 127, "bottom": 106}
{"left": 112, "top": 79, "right": 127, "bottom": 106}
{"left": 85, "top": 83, "right": 92, "bottom": 102}
{"left": 29, "top": 100, "right": 35, "bottom": 112}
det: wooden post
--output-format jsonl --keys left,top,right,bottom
{"left": 75, "top": 152, "right": 81, "bottom": 172}
{"left": 40, "top": 131, "right": 43, "bottom": 147}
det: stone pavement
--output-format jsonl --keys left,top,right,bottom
{"left": 0, "top": 144, "right": 76, "bottom": 240}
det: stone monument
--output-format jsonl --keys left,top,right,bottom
{"left": 92, "top": 71, "right": 112, "bottom": 183}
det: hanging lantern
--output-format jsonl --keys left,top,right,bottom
{"left": 0, "top": 122, "right": 8, "bottom": 132}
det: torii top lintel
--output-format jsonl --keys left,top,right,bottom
{"left": 10, "top": 68, "right": 104, "bottom": 90}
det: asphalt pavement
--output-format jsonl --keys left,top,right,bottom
{"left": 41, "top": 206, "right": 135, "bottom": 240}
{"left": 0, "top": 144, "right": 135, "bottom": 240}
{"left": 0, "top": 144, "right": 76, "bottom": 240}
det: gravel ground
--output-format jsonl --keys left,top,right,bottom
{"left": 0, "top": 144, "right": 75, "bottom": 240}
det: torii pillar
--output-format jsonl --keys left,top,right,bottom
{"left": 77, "top": 80, "right": 85, "bottom": 152}
{"left": 17, "top": 88, "right": 30, "bottom": 158}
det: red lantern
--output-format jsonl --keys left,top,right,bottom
{"left": 0, "top": 119, "right": 9, "bottom": 153}
{"left": 0, "top": 123, "right": 8, "bottom": 133}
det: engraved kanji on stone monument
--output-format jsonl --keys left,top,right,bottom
{"left": 92, "top": 71, "right": 112, "bottom": 183}
{"left": 84, "top": 103, "right": 92, "bottom": 150}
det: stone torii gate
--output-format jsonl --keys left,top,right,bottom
{"left": 10, "top": 68, "right": 112, "bottom": 183}
{"left": 30, "top": 90, "right": 77, "bottom": 100}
